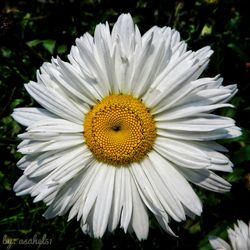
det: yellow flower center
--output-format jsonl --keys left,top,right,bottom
{"left": 84, "top": 94, "right": 156, "bottom": 166}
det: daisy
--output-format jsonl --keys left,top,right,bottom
{"left": 12, "top": 13, "right": 241, "bottom": 240}
{"left": 209, "top": 220, "right": 250, "bottom": 250}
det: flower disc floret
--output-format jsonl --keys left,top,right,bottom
{"left": 84, "top": 94, "right": 156, "bottom": 166}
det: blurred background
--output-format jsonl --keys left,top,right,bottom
{"left": 0, "top": 0, "right": 249, "bottom": 249}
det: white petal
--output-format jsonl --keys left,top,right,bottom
{"left": 14, "top": 175, "right": 39, "bottom": 196}
{"left": 120, "top": 168, "right": 133, "bottom": 232}
{"left": 31, "top": 147, "right": 91, "bottom": 201}
{"left": 148, "top": 151, "right": 202, "bottom": 217}
{"left": 228, "top": 220, "right": 250, "bottom": 250}
{"left": 179, "top": 167, "right": 231, "bottom": 192}
{"left": 144, "top": 47, "right": 213, "bottom": 109}
{"left": 209, "top": 236, "right": 231, "bottom": 250}
{"left": 156, "top": 114, "right": 235, "bottom": 132}
{"left": 23, "top": 118, "right": 83, "bottom": 138}
{"left": 52, "top": 58, "right": 100, "bottom": 105}
{"left": 155, "top": 137, "right": 233, "bottom": 173}
{"left": 92, "top": 165, "right": 115, "bottom": 238}
{"left": 153, "top": 102, "right": 233, "bottom": 119}
{"left": 42, "top": 170, "right": 88, "bottom": 217}
{"left": 154, "top": 137, "right": 210, "bottom": 169}
{"left": 157, "top": 126, "right": 241, "bottom": 141}
{"left": 130, "top": 160, "right": 185, "bottom": 222}
{"left": 76, "top": 35, "right": 110, "bottom": 96}
{"left": 94, "top": 23, "right": 117, "bottom": 93}
{"left": 25, "top": 145, "right": 89, "bottom": 178}
{"left": 191, "top": 141, "right": 233, "bottom": 173}
{"left": 131, "top": 28, "right": 171, "bottom": 98}
{"left": 129, "top": 176, "right": 149, "bottom": 240}
{"left": 111, "top": 13, "right": 137, "bottom": 56}
{"left": 12, "top": 108, "right": 57, "bottom": 127}
{"left": 25, "top": 82, "right": 85, "bottom": 124}
{"left": 107, "top": 168, "right": 123, "bottom": 231}
{"left": 68, "top": 44, "right": 105, "bottom": 98}
{"left": 108, "top": 167, "right": 133, "bottom": 232}
{"left": 17, "top": 134, "right": 84, "bottom": 154}
{"left": 143, "top": 75, "right": 222, "bottom": 113}
{"left": 15, "top": 146, "right": 89, "bottom": 200}
{"left": 67, "top": 160, "right": 100, "bottom": 222}
{"left": 17, "top": 153, "right": 40, "bottom": 170}
{"left": 80, "top": 163, "right": 108, "bottom": 224}
{"left": 172, "top": 85, "right": 238, "bottom": 109}
{"left": 38, "top": 60, "right": 92, "bottom": 106}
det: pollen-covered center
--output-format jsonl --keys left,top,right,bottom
{"left": 84, "top": 94, "right": 156, "bottom": 166}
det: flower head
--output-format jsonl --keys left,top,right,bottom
{"left": 209, "top": 220, "right": 250, "bottom": 250}
{"left": 12, "top": 13, "right": 241, "bottom": 240}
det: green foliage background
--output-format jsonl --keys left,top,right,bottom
{"left": 0, "top": 0, "right": 249, "bottom": 249}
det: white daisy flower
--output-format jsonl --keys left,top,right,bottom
{"left": 209, "top": 220, "right": 250, "bottom": 250}
{"left": 12, "top": 13, "right": 241, "bottom": 240}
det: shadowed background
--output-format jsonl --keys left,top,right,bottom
{"left": 0, "top": 0, "right": 249, "bottom": 249}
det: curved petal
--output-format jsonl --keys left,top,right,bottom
{"left": 148, "top": 151, "right": 202, "bottom": 217}
{"left": 12, "top": 108, "right": 57, "bottom": 127}
{"left": 92, "top": 165, "right": 115, "bottom": 237}
{"left": 130, "top": 160, "right": 185, "bottom": 223}
{"left": 129, "top": 176, "right": 149, "bottom": 240}
{"left": 25, "top": 82, "right": 85, "bottom": 124}
{"left": 154, "top": 137, "right": 210, "bottom": 169}
{"left": 178, "top": 167, "right": 231, "bottom": 192}
{"left": 108, "top": 167, "right": 133, "bottom": 232}
{"left": 209, "top": 236, "right": 231, "bottom": 250}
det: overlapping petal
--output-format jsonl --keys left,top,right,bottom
{"left": 209, "top": 220, "right": 250, "bottom": 250}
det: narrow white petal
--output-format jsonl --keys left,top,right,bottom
{"left": 130, "top": 161, "right": 185, "bottom": 222}
{"left": 107, "top": 168, "right": 123, "bottom": 231}
{"left": 119, "top": 168, "right": 133, "bottom": 232}
{"left": 130, "top": 176, "right": 149, "bottom": 240}
{"left": 157, "top": 126, "right": 241, "bottom": 141}
{"left": 144, "top": 47, "right": 213, "bottom": 109}
{"left": 132, "top": 28, "right": 171, "bottom": 98}
{"left": 156, "top": 114, "right": 235, "bottom": 132}
{"left": 190, "top": 141, "right": 233, "bottom": 173}
{"left": 92, "top": 165, "right": 115, "bottom": 238}
{"left": 25, "top": 82, "right": 84, "bottom": 124}
{"left": 68, "top": 45, "right": 105, "bottom": 98}
{"left": 17, "top": 134, "right": 84, "bottom": 154}
{"left": 26, "top": 118, "right": 83, "bottom": 134}
{"left": 108, "top": 167, "right": 134, "bottom": 233}
{"left": 154, "top": 137, "right": 210, "bottom": 169}
{"left": 111, "top": 13, "right": 137, "bottom": 56}
{"left": 209, "top": 236, "right": 231, "bottom": 250}
{"left": 80, "top": 162, "right": 108, "bottom": 224}
{"left": 67, "top": 160, "right": 99, "bottom": 222}
{"left": 17, "top": 147, "right": 89, "bottom": 201}
{"left": 179, "top": 168, "right": 231, "bottom": 192}
{"left": 76, "top": 36, "right": 111, "bottom": 96}
{"left": 12, "top": 108, "right": 57, "bottom": 127}
{"left": 148, "top": 151, "right": 202, "bottom": 217}
{"left": 17, "top": 153, "right": 40, "bottom": 170}
{"left": 144, "top": 75, "right": 223, "bottom": 113}
{"left": 53, "top": 58, "right": 99, "bottom": 105}
{"left": 94, "top": 23, "right": 117, "bottom": 93}
{"left": 228, "top": 221, "right": 250, "bottom": 250}
{"left": 31, "top": 147, "right": 91, "bottom": 200}
{"left": 14, "top": 175, "right": 38, "bottom": 196}
{"left": 153, "top": 102, "right": 233, "bottom": 119}
{"left": 155, "top": 215, "right": 176, "bottom": 237}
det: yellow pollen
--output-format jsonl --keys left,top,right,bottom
{"left": 84, "top": 94, "right": 156, "bottom": 166}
